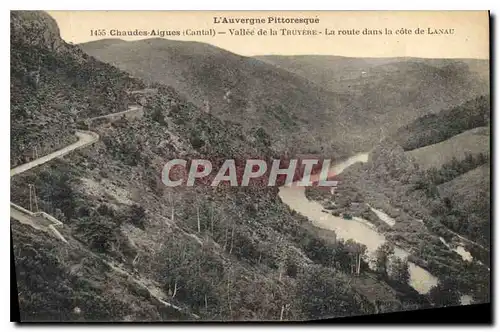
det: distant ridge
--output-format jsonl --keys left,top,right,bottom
{"left": 80, "top": 38, "right": 489, "bottom": 157}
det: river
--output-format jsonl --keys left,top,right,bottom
{"left": 278, "top": 153, "right": 439, "bottom": 294}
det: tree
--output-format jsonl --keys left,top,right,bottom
{"left": 374, "top": 242, "right": 394, "bottom": 277}
{"left": 389, "top": 257, "right": 410, "bottom": 284}
{"left": 128, "top": 204, "right": 146, "bottom": 230}
{"left": 255, "top": 127, "right": 271, "bottom": 147}
{"left": 345, "top": 240, "right": 367, "bottom": 275}
{"left": 76, "top": 216, "right": 118, "bottom": 253}
{"left": 39, "top": 168, "right": 77, "bottom": 220}
{"left": 274, "top": 235, "right": 288, "bottom": 281}
{"left": 332, "top": 240, "right": 351, "bottom": 271}
{"left": 478, "top": 152, "right": 488, "bottom": 164}
{"left": 296, "top": 266, "right": 369, "bottom": 320}
{"left": 151, "top": 106, "right": 167, "bottom": 126}
{"left": 464, "top": 153, "right": 475, "bottom": 169}
{"left": 285, "top": 257, "right": 299, "bottom": 278}
{"left": 428, "top": 278, "right": 461, "bottom": 307}
{"left": 190, "top": 133, "right": 205, "bottom": 150}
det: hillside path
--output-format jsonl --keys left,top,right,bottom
{"left": 10, "top": 130, "right": 99, "bottom": 240}
{"left": 10, "top": 130, "right": 99, "bottom": 177}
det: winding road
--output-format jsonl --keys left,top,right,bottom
{"left": 87, "top": 106, "right": 143, "bottom": 122}
{"left": 10, "top": 103, "right": 146, "bottom": 225}
{"left": 10, "top": 130, "right": 99, "bottom": 236}
{"left": 10, "top": 130, "right": 99, "bottom": 177}
{"left": 11, "top": 99, "right": 483, "bottom": 307}
{"left": 10, "top": 110, "right": 201, "bottom": 319}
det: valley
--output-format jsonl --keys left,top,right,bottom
{"left": 10, "top": 10, "right": 490, "bottom": 322}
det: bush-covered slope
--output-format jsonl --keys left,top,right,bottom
{"left": 10, "top": 11, "right": 144, "bottom": 167}
{"left": 437, "top": 164, "right": 490, "bottom": 247}
{"left": 257, "top": 55, "right": 489, "bottom": 141}
{"left": 393, "top": 96, "right": 490, "bottom": 151}
{"left": 305, "top": 95, "right": 490, "bottom": 304}
{"left": 406, "top": 127, "right": 490, "bottom": 170}
{"left": 80, "top": 38, "right": 360, "bottom": 157}
{"left": 11, "top": 11, "right": 425, "bottom": 321}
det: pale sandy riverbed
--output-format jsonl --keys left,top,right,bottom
{"left": 278, "top": 153, "right": 439, "bottom": 294}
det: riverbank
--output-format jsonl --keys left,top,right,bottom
{"left": 278, "top": 153, "right": 439, "bottom": 295}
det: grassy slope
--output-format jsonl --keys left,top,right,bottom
{"left": 407, "top": 127, "right": 490, "bottom": 170}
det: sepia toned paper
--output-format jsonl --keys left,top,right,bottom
{"left": 47, "top": 10, "right": 489, "bottom": 58}
{"left": 10, "top": 10, "right": 490, "bottom": 323}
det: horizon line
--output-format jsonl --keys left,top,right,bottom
{"left": 75, "top": 37, "right": 490, "bottom": 61}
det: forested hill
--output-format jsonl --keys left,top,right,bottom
{"left": 373, "top": 95, "right": 490, "bottom": 250}
{"left": 12, "top": 11, "right": 433, "bottom": 321}
{"left": 256, "top": 55, "right": 489, "bottom": 100}
{"left": 10, "top": 11, "right": 145, "bottom": 167}
{"left": 307, "top": 95, "right": 490, "bottom": 305}
{"left": 392, "top": 96, "right": 490, "bottom": 151}
{"left": 81, "top": 40, "right": 489, "bottom": 157}
{"left": 79, "top": 38, "right": 357, "bottom": 157}
{"left": 256, "top": 55, "right": 489, "bottom": 142}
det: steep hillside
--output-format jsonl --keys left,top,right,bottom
{"left": 80, "top": 40, "right": 489, "bottom": 157}
{"left": 256, "top": 55, "right": 489, "bottom": 92}
{"left": 438, "top": 164, "right": 490, "bottom": 247}
{"left": 12, "top": 221, "right": 194, "bottom": 322}
{"left": 407, "top": 126, "right": 490, "bottom": 170}
{"left": 80, "top": 38, "right": 360, "bottom": 157}
{"left": 393, "top": 96, "right": 490, "bottom": 151}
{"left": 305, "top": 95, "right": 490, "bottom": 304}
{"left": 257, "top": 55, "right": 489, "bottom": 135}
{"left": 10, "top": 12, "right": 144, "bottom": 168}
{"left": 12, "top": 11, "right": 426, "bottom": 321}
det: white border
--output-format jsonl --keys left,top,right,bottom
{"left": 2, "top": 1, "right": 497, "bottom": 331}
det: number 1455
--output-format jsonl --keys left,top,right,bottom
{"left": 90, "top": 29, "right": 107, "bottom": 37}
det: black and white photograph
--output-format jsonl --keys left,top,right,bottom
{"left": 9, "top": 9, "right": 491, "bottom": 323}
